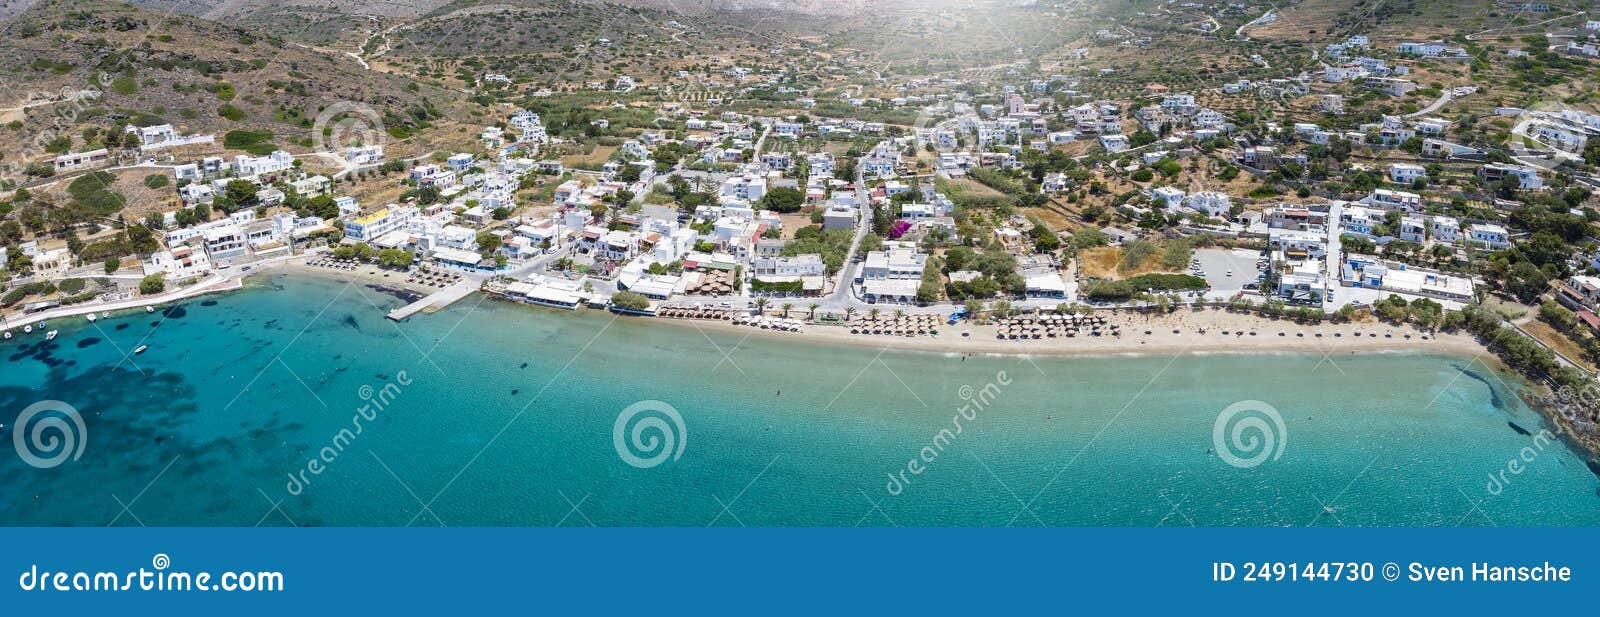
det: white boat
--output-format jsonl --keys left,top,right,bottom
{"left": 86, "top": 314, "right": 97, "bottom": 323}
{"left": 3, "top": 331, "right": 10, "bottom": 339}
{"left": 134, "top": 345, "right": 148, "bottom": 354}
{"left": 145, "top": 306, "right": 155, "bottom": 313}
{"left": 23, "top": 325, "right": 32, "bottom": 334}
{"left": 45, "top": 330, "right": 58, "bottom": 341}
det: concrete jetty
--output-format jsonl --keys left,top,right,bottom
{"left": 386, "top": 280, "right": 477, "bottom": 321}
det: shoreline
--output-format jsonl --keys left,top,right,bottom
{"left": 639, "top": 301, "right": 1493, "bottom": 360}
{"left": 278, "top": 261, "right": 1496, "bottom": 360}
{"left": 0, "top": 249, "right": 319, "bottom": 333}
{"left": 13, "top": 263, "right": 1599, "bottom": 463}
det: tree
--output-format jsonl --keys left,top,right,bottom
{"left": 808, "top": 303, "right": 820, "bottom": 320}
{"left": 476, "top": 231, "right": 501, "bottom": 256}
{"left": 944, "top": 246, "right": 976, "bottom": 272}
{"left": 139, "top": 274, "right": 166, "bottom": 295}
{"left": 754, "top": 297, "right": 769, "bottom": 315}
{"left": 1504, "top": 261, "right": 1550, "bottom": 303}
{"left": 224, "top": 179, "right": 258, "bottom": 206}
{"left": 417, "top": 185, "right": 441, "bottom": 205}
{"left": 1031, "top": 221, "right": 1061, "bottom": 253}
{"left": 103, "top": 256, "right": 119, "bottom": 274}
{"left": 758, "top": 187, "right": 805, "bottom": 213}
{"left": 781, "top": 302, "right": 793, "bottom": 318}
{"left": 611, "top": 291, "right": 651, "bottom": 311}
{"left": 964, "top": 299, "right": 984, "bottom": 322}
{"left": 378, "top": 249, "right": 414, "bottom": 269}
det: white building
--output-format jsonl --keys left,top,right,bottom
{"left": 1398, "top": 216, "right": 1427, "bottom": 243}
{"left": 1480, "top": 163, "right": 1543, "bottom": 190}
{"left": 1389, "top": 163, "right": 1426, "bottom": 185}
{"left": 1151, "top": 187, "right": 1186, "bottom": 209}
{"left": 1186, "top": 192, "right": 1232, "bottom": 216}
{"left": 861, "top": 246, "right": 927, "bottom": 280}
{"left": 1467, "top": 224, "right": 1510, "bottom": 250}
{"left": 231, "top": 151, "right": 294, "bottom": 179}
{"left": 822, "top": 204, "right": 858, "bottom": 231}
{"left": 203, "top": 226, "right": 248, "bottom": 261}
{"left": 1365, "top": 189, "right": 1422, "bottom": 212}
{"left": 1430, "top": 217, "right": 1461, "bottom": 243}
{"left": 344, "top": 206, "right": 418, "bottom": 243}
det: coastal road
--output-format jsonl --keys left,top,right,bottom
{"left": 0, "top": 249, "right": 322, "bottom": 333}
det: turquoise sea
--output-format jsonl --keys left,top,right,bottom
{"left": 1, "top": 273, "right": 1596, "bottom": 526}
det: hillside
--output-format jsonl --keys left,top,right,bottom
{"left": 0, "top": 0, "right": 463, "bottom": 182}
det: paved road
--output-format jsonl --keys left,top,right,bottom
{"left": 1236, "top": 8, "right": 1276, "bottom": 39}
{"left": 1406, "top": 90, "right": 1454, "bottom": 118}
{"left": 816, "top": 148, "right": 877, "bottom": 309}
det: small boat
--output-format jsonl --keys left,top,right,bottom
{"left": 86, "top": 314, "right": 97, "bottom": 323}
{"left": 23, "top": 325, "right": 32, "bottom": 334}
{"left": 45, "top": 330, "right": 58, "bottom": 341}
{"left": 2, "top": 331, "right": 10, "bottom": 339}
{"left": 134, "top": 345, "right": 148, "bottom": 355}
{"left": 145, "top": 306, "right": 155, "bottom": 313}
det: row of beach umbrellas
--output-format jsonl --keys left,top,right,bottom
{"left": 407, "top": 271, "right": 461, "bottom": 287}
{"left": 657, "top": 307, "right": 737, "bottom": 320}
{"left": 732, "top": 316, "right": 803, "bottom": 332}
{"left": 996, "top": 323, "right": 1118, "bottom": 340}
{"left": 998, "top": 314, "right": 1108, "bottom": 327}
{"left": 309, "top": 258, "right": 359, "bottom": 270}
{"left": 850, "top": 324, "right": 939, "bottom": 336}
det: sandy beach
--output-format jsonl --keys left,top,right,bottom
{"left": 279, "top": 259, "right": 444, "bottom": 296}
{"left": 646, "top": 304, "right": 1491, "bottom": 359}
{"left": 265, "top": 259, "right": 1492, "bottom": 361}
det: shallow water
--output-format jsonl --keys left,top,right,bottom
{"left": 1, "top": 273, "right": 1595, "bottom": 526}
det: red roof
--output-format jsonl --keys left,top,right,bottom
{"left": 1578, "top": 310, "right": 1600, "bottom": 331}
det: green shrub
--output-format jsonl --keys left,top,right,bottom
{"left": 57, "top": 278, "right": 86, "bottom": 294}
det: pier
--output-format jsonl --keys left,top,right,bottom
{"left": 386, "top": 280, "right": 477, "bottom": 321}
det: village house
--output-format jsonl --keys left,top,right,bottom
{"left": 1430, "top": 217, "right": 1461, "bottom": 243}
{"left": 1479, "top": 163, "right": 1543, "bottom": 190}
{"left": 1389, "top": 163, "right": 1426, "bottom": 185}
{"left": 1557, "top": 275, "right": 1600, "bottom": 312}
{"left": 1467, "top": 223, "right": 1511, "bottom": 250}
